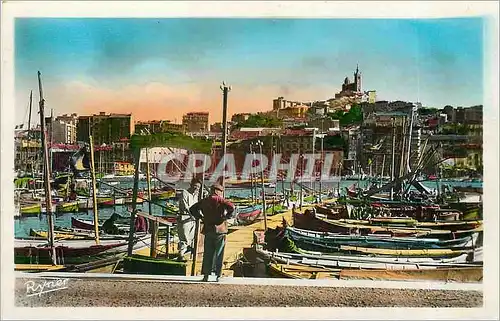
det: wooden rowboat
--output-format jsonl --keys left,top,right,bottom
{"left": 267, "top": 263, "right": 482, "bottom": 283}
{"left": 151, "top": 190, "right": 176, "bottom": 200}
{"left": 15, "top": 264, "right": 66, "bottom": 272}
{"left": 71, "top": 217, "right": 99, "bottom": 230}
{"left": 236, "top": 208, "right": 262, "bottom": 225}
{"left": 14, "top": 234, "right": 151, "bottom": 265}
{"left": 20, "top": 204, "right": 42, "bottom": 215}
{"left": 71, "top": 217, "right": 130, "bottom": 233}
{"left": 56, "top": 201, "right": 79, "bottom": 213}
{"left": 256, "top": 247, "right": 482, "bottom": 268}
{"left": 285, "top": 226, "right": 478, "bottom": 251}
{"left": 292, "top": 212, "right": 482, "bottom": 240}
{"left": 338, "top": 245, "right": 468, "bottom": 257}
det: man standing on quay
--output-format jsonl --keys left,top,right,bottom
{"left": 190, "top": 183, "right": 235, "bottom": 282}
{"left": 177, "top": 178, "right": 201, "bottom": 260}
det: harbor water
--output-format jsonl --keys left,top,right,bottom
{"left": 14, "top": 179, "right": 482, "bottom": 238}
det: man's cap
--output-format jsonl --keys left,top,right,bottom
{"left": 190, "top": 177, "right": 201, "bottom": 186}
{"left": 211, "top": 183, "right": 224, "bottom": 192}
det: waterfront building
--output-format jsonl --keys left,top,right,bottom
{"left": 135, "top": 120, "right": 186, "bottom": 134}
{"left": 231, "top": 113, "right": 252, "bottom": 123}
{"left": 182, "top": 112, "right": 209, "bottom": 132}
{"left": 45, "top": 113, "right": 78, "bottom": 144}
{"left": 14, "top": 128, "right": 42, "bottom": 173}
{"left": 76, "top": 112, "right": 134, "bottom": 145}
{"left": 272, "top": 97, "right": 310, "bottom": 119}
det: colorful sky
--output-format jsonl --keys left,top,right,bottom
{"left": 15, "top": 18, "right": 483, "bottom": 126}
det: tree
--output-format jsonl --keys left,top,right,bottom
{"left": 328, "top": 105, "right": 363, "bottom": 127}
{"left": 340, "top": 105, "right": 362, "bottom": 126}
{"left": 322, "top": 135, "right": 347, "bottom": 152}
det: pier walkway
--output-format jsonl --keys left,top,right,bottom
{"left": 14, "top": 271, "right": 483, "bottom": 308}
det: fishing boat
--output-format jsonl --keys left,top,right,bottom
{"left": 314, "top": 204, "right": 348, "bottom": 220}
{"left": 225, "top": 178, "right": 271, "bottom": 188}
{"left": 229, "top": 196, "right": 255, "bottom": 206}
{"left": 15, "top": 264, "right": 66, "bottom": 272}
{"left": 55, "top": 201, "right": 79, "bottom": 213}
{"left": 70, "top": 217, "right": 130, "bottom": 233}
{"left": 292, "top": 211, "right": 482, "bottom": 239}
{"left": 124, "top": 195, "right": 144, "bottom": 205}
{"left": 77, "top": 196, "right": 128, "bottom": 210}
{"left": 256, "top": 245, "right": 482, "bottom": 267}
{"left": 98, "top": 196, "right": 115, "bottom": 207}
{"left": 267, "top": 262, "right": 482, "bottom": 283}
{"left": 14, "top": 233, "right": 151, "bottom": 265}
{"left": 336, "top": 218, "right": 482, "bottom": 232}
{"left": 71, "top": 217, "right": 99, "bottom": 230}
{"left": 29, "top": 228, "right": 131, "bottom": 240}
{"left": 20, "top": 203, "right": 42, "bottom": 215}
{"left": 337, "top": 245, "right": 469, "bottom": 258}
{"left": 29, "top": 229, "right": 89, "bottom": 240}
{"left": 236, "top": 206, "right": 262, "bottom": 225}
{"left": 267, "top": 263, "right": 340, "bottom": 279}
{"left": 285, "top": 226, "right": 478, "bottom": 251}
{"left": 151, "top": 189, "right": 176, "bottom": 200}
{"left": 265, "top": 204, "right": 288, "bottom": 216}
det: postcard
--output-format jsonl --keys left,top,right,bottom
{"left": 1, "top": 1, "right": 498, "bottom": 320}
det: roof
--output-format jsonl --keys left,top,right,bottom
{"left": 238, "top": 128, "right": 266, "bottom": 132}
{"left": 184, "top": 112, "right": 209, "bottom": 116}
{"left": 230, "top": 131, "right": 261, "bottom": 140}
{"left": 282, "top": 129, "right": 311, "bottom": 136}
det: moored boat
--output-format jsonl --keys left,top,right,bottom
{"left": 55, "top": 201, "right": 79, "bottom": 213}
{"left": 20, "top": 203, "right": 42, "bottom": 215}
{"left": 267, "top": 262, "right": 482, "bottom": 283}
{"left": 14, "top": 233, "right": 151, "bottom": 265}
{"left": 285, "top": 226, "right": 479, "bottom": 251}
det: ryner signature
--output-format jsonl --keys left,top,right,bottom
{"left": 25, "top": 278, "right": 69, "bottom": 297}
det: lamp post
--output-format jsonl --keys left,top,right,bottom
{"left": 220, "top": 82, "right": 231, "bottom": 193}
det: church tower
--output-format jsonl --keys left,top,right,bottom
{"left": 354, "top": 64, "right": 362, "bottom": 92}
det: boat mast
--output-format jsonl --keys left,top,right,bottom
{"left": 318, "top": 133, "right": 324, "bottom": 202}
{"left": 37, "top": 71, "right": 56, "bottom": 265}
{"left": 191, "top": 154, "right": 206, "bottom": 276}
{"left": 257, "top": 140, "right": 267, "bottom": 231}
{"left": 89, "top": 136, "right": 100, "bottom": 245}
{"left": 399, "top": 116, "right": 407, "bottom": 198}
{"left": 220, "top": 82, "right": 230, "bottom": 193}
{"left": 27, "top": 90, "right": 33, "bottom": 134}
{"left": 380, "top": 154, "right": 386, "bottom": 187}
{"left": 390, "top": 117, "right": 396, "bottom": 200}
{"left": 405, "top": 106, "right": 416, "bottom": 199}
{"left": 311, "top": 128, "right": 316, "bottom": 192}
{"left": 146, "top": 148, "right": 157, "bottom": 258}
{"left": 50, "top": 108, "right": 54, "bottom": 175}
{"left": 249, "top": 144, "right": 254, "bottom": 203}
